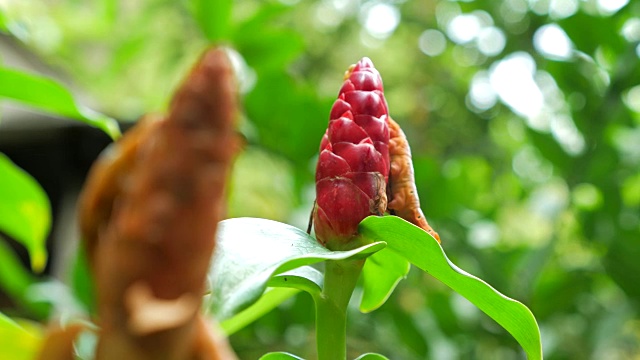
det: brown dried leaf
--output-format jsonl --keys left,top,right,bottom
{"left": 387, "top": 117, "right": 440, "bottom": 242}
{"left": 35, "top": 323, "right": 85, "bottom": 360}
{"left": 76, "top": 47, "right": 239, "bottom": 360}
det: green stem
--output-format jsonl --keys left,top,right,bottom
{"left": 316, "top": 259, "right": 364, "bottom": 360}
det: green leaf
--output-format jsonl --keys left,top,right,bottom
{"left": 0, "top": 240, "right": 34, "bottom": 299}
{"left": 219, "top": 266, "right": 322, "bottom": 335}
{"left": 354, "top": 353, "right": 390, "bottom": 360}
{"left": 359, "top": 216, "right": 543, "bottom": 360}
{"left": 0, "top": 10, "right": 7, "bottom": 32}
{"left": 260, "top": 352, "right": 305, "bottom": 360}
{"left": 70, "top": 245, "right": 97, "bottom": 315}
{"left": 0, "top": 241, "right": 49, "bottom": 318}
{"left": 0, "top": 154, "right": 50, "bottom": 272}
{"left": 190, "top": 0, "right": 232, "bottom": 42}
{"left": 208, "top": 217, "right": 385, "bottom": 320}
{"left": 0, "top": 312, "right": 43, "bottom": 360}
{"left": 268, "top": 266, "right": 323, "bottom": 297}
{"left": 360, "top": 248, "right": 410, "bottom": 313}
{"left": 0, "top": 67, "right": 120, "bottom": 140}
{"left": 219, "top": 287, "right": 300, "bottom": 335}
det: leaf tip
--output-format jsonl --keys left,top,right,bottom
{"left": 105, "top": 120, "right": 122, "bottom": 141}
{"left": 30, "top": 248, "right": 48, "bottom": 273}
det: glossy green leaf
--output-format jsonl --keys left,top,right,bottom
{"left": 359, "top": 216, "right": 542, "bottom": 360}
{"left": 0, "top": 67, "right": 120, "bottom": 140}
{"left": 219, "top": 287, "right": 300, "bottom": 335}
{"left": 0, "top": 241, "right": 49, "bottom": 319}
{"left": 354, "top": 353, "right": 390, "bottom": 360}
{"left": 190, "top": 0, "right": 232, "bottom": 42}
{"left": 0, "top": 312, "right": 43, "bottom": 360}
{"left": 208, "top": 217, "right": 385, "bottom": 320}
{"left": 268, "top": 266, "right": 323, "bottom": 297}
{"left": 0, "top": 238, "right": 35, "bottom": 295}
{"left": 220, "top": 266, "right": 322, "bottom": 335}
{"left": 260, "top": 352, "right": 304, "bottom": 360}
{"left": 0, "top": 154, "right": 50, "bottom": 272}
{"left": 360, "top": 248, "right": 410, "bottom": 313}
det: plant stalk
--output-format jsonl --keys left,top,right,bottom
{"left": 315, "top": 259, "right": 364, "bottom": 360}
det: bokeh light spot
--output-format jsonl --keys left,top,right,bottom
{"left": 549, "top": 0, "right": 579, "bottom": 19}
{"left": 489, "top": 52, "right": 543, "bottom": 119}
{"left": 611, "top": 126, "right": 640, "bottom": 164}
{"left": 513, "top": 145, "right": 553, "bottom": 182}
{"left": 419, "top": 29, "right": 447, "bottom": 57}
{"left": 621, "top": 18, "right": 640, "bottom": 42}
{"left": 476, "top": 26, "right": 506, "bottom": 56}
{"left": 550, "top": 114, "right": 586, "bottom": 155}
{"left": 468, "top": 220, "right": 500, "bottom": 248}
{"left": 623, "top": 85, "right": 640, "bottom": 113}
{"left": 529, "top": 180, "right": 569, "bottom": 220}
{"left": 572, "top": 183, "right": 603, "bottom": 211}
{"left": 447, "top": 14, "right": 481, "bottom": 44}
{"left": 534, "top": 24, "right": 573, "bottom": 60}
{"left": 597, "top": 0, "right": 629, "bottom": 15}
{"left": 500, "top": 0, "right": 528, "bottom": 24}
{"left": 314, "top": 1, "right": 344, "bottom": 29}
{"left": 468, "top": 71, "right": 498, "bottom": 110}
{"left": 435, "top": 1, "right": 461, "bottom": 31}
{"left": 360, "top": 2, "right": 400, "bottom": 39}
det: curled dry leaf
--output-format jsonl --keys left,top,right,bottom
{"left": 387, "top": 117, "right": 440, "bottom": 242}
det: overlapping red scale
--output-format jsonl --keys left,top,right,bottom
{"left": 316, "top": 149, "right": 351, "bottom": 181}
{"left": 332, "top": 142, "right": 385, "bottom": 175}
{"left": 328, "top": 117, "right": 370, "bottom": 145}
{"left": 313, "top": 57, "right": 391, "bottom": 246}
{"left": 314, "top": 177, "right": 373, "bottom": 246}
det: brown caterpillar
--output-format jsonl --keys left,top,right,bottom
{"left": 387, "top": 117, "right": 440, "bottom": 243}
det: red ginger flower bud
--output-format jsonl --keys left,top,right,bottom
{"left": 313, "top": 58, "right": 390, "bottom": 249}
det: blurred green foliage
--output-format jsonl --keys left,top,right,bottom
{"left": 1, "top": 0, "right": 640, "bottom": 359}
{"left": 0, "top": 313, "right": 43, "bottom": 360}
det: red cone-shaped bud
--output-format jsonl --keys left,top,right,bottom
{"left": 313, "top": 58, "right": 390, "bottom": 249}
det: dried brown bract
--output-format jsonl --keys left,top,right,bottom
{"left": 71, "top": 47, "right": 240, "bottom": 360}
{"left": 387, "top": 117, "right": 440, "bottom": 243}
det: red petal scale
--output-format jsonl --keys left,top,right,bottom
{"left": 313, "top": 58, "right": 390, "bottom": 247}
